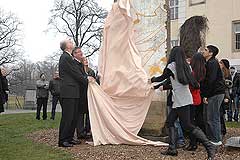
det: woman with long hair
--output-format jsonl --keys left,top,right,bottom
{"left": 150, "top": 46, "right": 215, "bottom": 160}
{"left": 185, "top": 53, "right": 206, "bottom": 151}
{"left": 219, "top": 59, "right": 232, "bottom": 137}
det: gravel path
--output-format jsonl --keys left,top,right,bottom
{"left": 27, "top": 128, "right": 240, "bottom": 160}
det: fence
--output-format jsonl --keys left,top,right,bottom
{"left": 5, "top": 95, "right": 25, "bottom": 109}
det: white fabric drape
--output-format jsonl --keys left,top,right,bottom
{"left": 87, "top": 0, "right": 168, "bottom": 146}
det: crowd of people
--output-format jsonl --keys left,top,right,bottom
{"left": 47, "top": 36, "right": 239, "bottom": 160}
{"left": 149, "top": 45, "right": 240, "bottom": 159}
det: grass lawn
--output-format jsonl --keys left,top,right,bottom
{"left": 226, "top": 121, "right": 240, "bottom": 128}
{"left": 0, "top": 112, "right": 72, "bottom": 160}
{"left": 0, "top": 112, "right": 239, "bottom": 160}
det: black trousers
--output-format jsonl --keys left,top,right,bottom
{"left": 189, "top": 104, "right": 206, "bottom": 145}
{"left": 166, "top": 105, "right": 195, "bottom": 132}
{"left": 36, "top": 98, "right": 48, "bottom": 120}
{"left": 59, "top": 98, "right": 79, "bottom": 144}
{"left": 51, "top": 96, "right": 60, "bottom": 119}
{"left": 76, "top": 113, "right": 91, "bottom": 138}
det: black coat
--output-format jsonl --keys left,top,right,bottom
{"left": 73, "top": 59, "right": 89, "bottom": 113}
{"left": 82, "top": 68, "right": 96, "bottom": 113}
{"left": 49, "top": 78, "right": 60, "bottom": 96}
{"left": 59, "top": 52, "right": 88, "bottom": 99}
{"left": 201, "top": 57, "right": 225, "bottom": 98}
{"left": 0, "top": 70, "right": 8, "bottom": 113}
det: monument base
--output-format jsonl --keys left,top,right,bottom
{"left": 139, "top": 100, "right": 167, "bottom": 136}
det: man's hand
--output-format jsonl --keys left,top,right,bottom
{"left": 159, "top": 86, "right": 164, "bottom": 91}
{"left": 224, "top": 98, "right": 229, "bottom": 103}
{"left": 203, "top": 97, "right": 208, "bottom": 104}
{"left": 88, "top": 76, "right": 95, "bottom": 83}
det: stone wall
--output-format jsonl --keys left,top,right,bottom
{"left": 141, "top": 92, "right": 167, "bottom": 136}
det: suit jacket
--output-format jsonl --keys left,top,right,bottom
{"left": 74, "top": 60, "right": 88, "bottom": 113}
{"left": 59, "top": 52, "right": 88, "bottom": 98}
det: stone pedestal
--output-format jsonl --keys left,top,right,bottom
{"left": 140, "top": 91, "right": 167, "bottom": 136}
{"left": 24, "top": 89, "right": 36, "bottom": 110}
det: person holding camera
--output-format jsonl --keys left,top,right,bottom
{"left": 36, "top": 73, "right": 49, "bottom": 120}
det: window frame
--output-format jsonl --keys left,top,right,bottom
{"left": 232, "top": 21, "right": 240, "bottom": 52}
{"left": 170, "top": 39, "right": 179, "bottom": 48}
{"left": 170, "top": 0, "right": 179, "bottom": 20}
{"left": 189, "top": 0, "right": 206, "bottom": 6}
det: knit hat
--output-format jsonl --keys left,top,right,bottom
{"left": 221, "top": 59, "right": 230, "bottom": 69}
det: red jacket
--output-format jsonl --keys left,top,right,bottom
{"left": 189, "top": 71, "right": 202, "bottom": 106}
{"left": 189, "top": 85, "right": 201, "bottom": 105}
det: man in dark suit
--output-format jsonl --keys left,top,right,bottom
{"left": 72, "top": 48, "right": 92, "bottom": 140}
{"left": 58, "top": 39, "right": 93, "bottom": 147}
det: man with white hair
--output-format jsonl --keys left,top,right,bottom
{"left": 58, "top": 39, "right": 93, "bottom": 147}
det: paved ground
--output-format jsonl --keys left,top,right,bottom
{"left": 2, "top": 104, "right": 62, "bottom": 114}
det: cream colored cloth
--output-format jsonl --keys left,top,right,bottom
{"left": 87, "top": 0, "right": 168, "bottom": 146}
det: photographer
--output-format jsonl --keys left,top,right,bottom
{"left": 36, "top": 73, "right": 49, "bottom": 120}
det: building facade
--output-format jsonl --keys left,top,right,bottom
{"left": 170, "top": 0, "right": 240, "bottom": 67}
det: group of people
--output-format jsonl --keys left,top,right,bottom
{"left": 149, "top": 44, "right": 238, "bottom": 160}
{"left": 33, "top": 2, "right": 238, "bottom": 160}
{"left": 55, "top": 40, "right": 232, "bottom": 160}
{"left": 57, "top": 39, "right": 97, "bottom": 147}
{"left": 227, "top": 66, "right": 240, "bottom": 122}
{"left": 35, "top": 39, "right": 97, "bottom": 147}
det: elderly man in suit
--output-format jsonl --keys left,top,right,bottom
{"left": 58, "top": 39, "right": 94, "bottom": 147}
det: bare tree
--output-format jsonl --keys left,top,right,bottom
{"left": 8, "top": 59, "right": 37, "bottom": 96}
{"left": 48, "top": 0, "right": 107, "bottom": 57}
{"left": 0, "top": 9, "right": 23, "bottom": 65}
{"left": 35, "top": 60, "right": 58, "bottom": 80}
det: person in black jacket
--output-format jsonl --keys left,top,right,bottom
{"left": 219, "top": 59, "right": 232, "bottom": 137}
{"left": 201, "top": 45, "right": 225, "bottom": 146}
{"left": 227, "top": 66, "right": 237, "bottom": 122}
{"left": 78, "top": 57, "right": 96, "bottom": 139}
{"left": 0, "top": 68, "right": 8, "bottom": 114}
{"left": 232, "top": 71, "right": 240, "bottom": 122}
{"left": 71, "top": 47, "right": 89, "bottom": 140}
{"left": 58, "top": 40, "right": 94, "bottom": 147}
{"left": 49, "top": 71, "right": 60, "bottom": 120}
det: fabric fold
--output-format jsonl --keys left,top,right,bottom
{"left": 88, "top": 0, "right": 168, "bottom": 146}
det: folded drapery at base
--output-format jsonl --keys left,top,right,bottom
{"left": 88, "top": 82, "right": 168, "bottom": 147}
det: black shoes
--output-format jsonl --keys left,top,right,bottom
{"left": 177, "top": 143, "right": 186, "bottom": 149}
{"left": 58, "top": 142, "right": 73, "bottom": 147}
{"left": 161, "top": 127, "right": 178, "bottom": 156}
{"left": 192, "top": 127, "right": 216, "bottom": 160}
{"left": 161, "top": 148, "right": 178, "bottom": 156}
{"left": 185, "top": 144, "right": 198, "bottom": 151}
{"left": 59, "top": 139, "right": 81, "bottom": 147}
{"left": 70, "top": 139, "right": 81, "bottom": 145}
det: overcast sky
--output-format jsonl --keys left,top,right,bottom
{"left": 0, "top": 0, "right": 112, "bottom": 62}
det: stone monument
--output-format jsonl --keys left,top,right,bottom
{"left": 130, "top": 0, "right": 168, "bottom": 136}
{"left": 24, "top": 80, "right": 36, "bottom": 110}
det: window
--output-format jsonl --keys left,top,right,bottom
{"left": 189, "top": 0, "right": 206, "bottom": 6}
{"left": 170, "top": 0, "right": 178, "bottom": 20}
{"left": 233, "top": 22, "right": 240, "bottom": 51}
{"left": 171, "top": 40, "right": 179, "bottom": 48}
